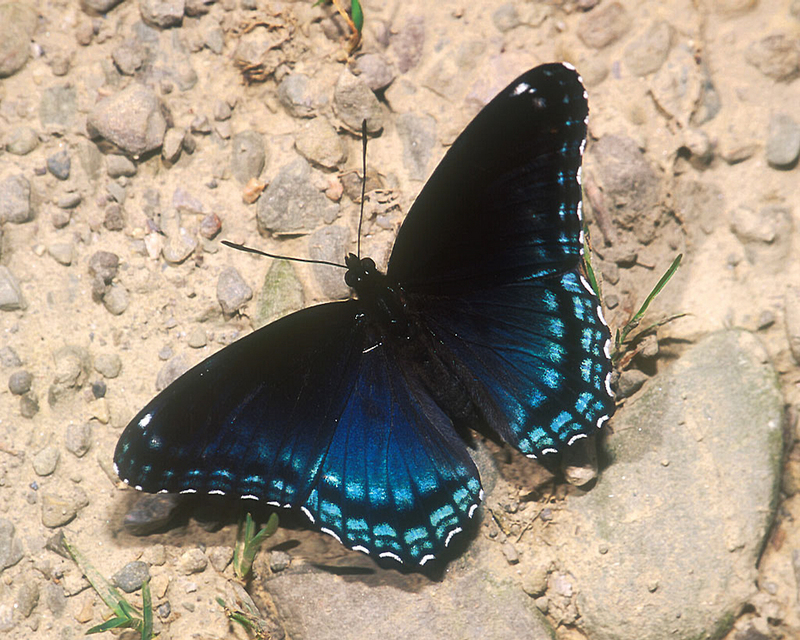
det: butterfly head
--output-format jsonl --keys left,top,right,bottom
{"left": 344, "top": 254, "right": 380, "bottom": 289}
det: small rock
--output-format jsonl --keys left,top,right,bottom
{"left": 51, "top": 345, "right": 90, "bottom": 398}
{"left": 187, "top": 327, "right": 207, "bottom": 348}
{"left": 106, "top": 155, "right": 137, "bottom": 178}
{"left": 15, "top": 579, "right": 39, "bottom": 617}
{"left": 161, "top": 226, "right": 198, "bottom": 264}
{"left": 255, "top": 260, "right": 304, "bottom": 329}
{"left": 41, "top": 493, "right": 82, "bottom": 528}
{"left": 48, "top": 242, "right": 75, "bottom": 266}
{"left": 81, "top": 0, "right": 125, "bottom": 12}
{"left": 204, "top": 25, "right": 224, "bottom": 53}
{"left": 44, "top": 583, "right": 66, "bottom": 615}
{"left": 214, "top": 100, "right": 232, "bottom": 121}
{"left": 33, "top": 447, "right": 60, "bottom": 476}
{"left": 65, "top": 422, "right": 92, "bottom": 457}
{"left": 349, "top": 53, "right": 396, "bottom": 92}
{"left": 162, "top": 127, "right": 185, "bottom": 162}
{"left": 217, "top": 267, "right": 252, "bottom": 315}
{"left": 88, "top": 84, "right": 167, "bottom": 157}
{"left": 230, "top": 130, "right": 267, "bottom": 184}
{"left": 0, "top": 519, "right": 24, "bottom": 571}
{"left": 57, "top": 192, "right": 82, "bottom": 209}
{"left": 334, "top": 69, "right": 384, "bottom": 134}
{"left": 104, "top": 203, "right": 126, "bottom": 231}
{"left": 492, "top": 4, "right": 520, "bottom": 32}
{"left": 75, "top": 19, "right": 94, "bottom": 44}
{"left": 20, "top": 393, "right": 39, "bottom": 418}
{"left": 765, "top": 113, "right": 800, "bottom": 168}
{"left": 190, "top": 114, "right": 211, "bottom": 134}
{"left": 94, "top": 353, "right": 122, "bottom": 378}
{"left": 40, "top": 85, "right": 77, "bottom": 128}
{"left": 0, "top": 347, "right": 22, "bottom": 368}
{"left": 786, "top": 287, "right": 800, "bottom": 364}
{"left": 113, "top": 561, "right": 150, "bottom": 593}
{"left": 8, "top": 369, "right": 32, "bottom": 395}
{"left": 103, "top": 284, "right": 130, "bottom": 315}
{"left": 390, "top": 15, "right": 425, "bottom": 73}
{"left": 112, "top": 41, "right": 144, "bottom": 75}
{"left": 92, "top": 379, "right": 106, "bottom": 398}
{"left": 578, "top": 2, "right": 631, "bottom": 49}
{"left": 745, "top": 33, "right": 800, "bottom": 81}
{"left": 177, "top": 549, "right": 208, "bottom": 575}
{"left": 294, "top": 117, "right": 347, "bottom": 170}
{"left": 625, "top": 21, "right": 673, "bottom": 76}
{"left": 0, "top": 3, "right": 37, "bottom": 78}
{"left": 396, "top": 113, "right": 436, "bottom": 180}
{"left": 208, "top": 546, "right": 234, "bottom": 572}
{"left": 502, "top": 542, "right": 520, "bottom": 564}
{"left": 0, "top": 174, "right": 31, "bottom": 224}
{"left": 0, "top": 266, "right": 26, "bottom": 311}
{"left": 123, "top": 494, "right": 182, "bottom": 535}
{"left": 107, "top": 181, "right": 126, "bottom": 205}
{"left": 616, "top": 369, "right": 649, "bottom": 398}
{"left": 199, "top": 212, "right": 221, "bottom": 239}
{"left": 156, "top": 354, "right": 190, "bottom": 390}
{"left": 277, "top": 73, "right": 317, "bottom": 118}
{"left": 309, "top": 226, "right": 351, "bottom": 300}
{"left": 5, "top": 127, "right": 39, "bottom": 155}
{"left": 269, "top": 550, "right": 291, "bottom": 572}
{"left": 140, "top": 0, "right": 185, "bottom": 28}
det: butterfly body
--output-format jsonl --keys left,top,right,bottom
{"left": 114, "top": 63, "right": 615, "bottom": 567}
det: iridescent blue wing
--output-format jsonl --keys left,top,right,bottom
{"left": 388, "top": 63, "right": 614, "bottom": 455}
{"left": 114, "top": 302, "right": 481, "bottom": 565}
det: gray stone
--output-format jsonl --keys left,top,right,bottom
{"left": 0, "top": 347, "right": 22, "bottom": 368}
{"left": 615, "top": 369, "right": 648, "bottom": 398}
{"left": 256, "top": 158, "right": 339, "bottom": 235}
{"left": 15, "top": 579, "right": 39, "bottom": 617}
{"left": 40, "top": 85, "right": 77, "bottom": 128}
{"left": 785, "top": 286, "right": 800, "bottom": 364}
{"left": 230, "top": 130, "right": 267, "bottom": 183}
{"left": 745, "top": 33, "right": 800, "bottom": 81}
{"left": 111, "top": 41, "right": 144, "bottom": 75}
{"left": 103, "top": 283, "right": 130, "bottom": 315}
{"left": 350, "top": 53, "right": 396, "bottom": 92}
{"left": 32, "top": 447, "right": 60, "bottom": 476}
{"left": 88, "top": 84, "right": 167, "bottom": 157}
{"left": 208, "top": 546, "right": 234, "bottom": 572}
{"left": 5, "top": 127, "right": 39, "bottom": 155}
{"left": 278, "top": 74, "right": 317, "bottom": 118}
{"left": 390, "top": 15, "right": 425, "bottom": 73}
{"left": 44, "top": 582, "right": 66, "bottom": 615}
{"left": 267, "top": 567, "right": 552, "bottom": 640}
{"left": 94, "top": 352, "right": 122, "bottom": 378}
{"left": 47, "top": 149, "right": 71, "bottom": 180}
{"left": 396, "top": 113, "right": 436, "bottom": 181}
{"left": 217, "top": 267, "right": 252, "bottom": 315}
{"left": 57, "top": 193, "right": 82, "bottom": 209}
{"left": 0, "top": 519, "right": 24, "bottom": 572}
{"left": 624, "top": 21, "right": 673, "bottom": 76}
{"left": 140, "top": 0, "right": 185, "bottom": 28}
{"left": 294, "top": 117, "right": 347, "bottom": 170}
{"left": 578, "top": 2, "right": 631, "bottom": 49}
{"left": 0, "top": 174, "right": 31, "bottom": 224}
{"left": 731, "top": 204, "right": 793, "bottom": 272}
{"left": 178, "top": 549, "right": 208, "bottom": 575}
{"left": 255, "top": 260, "right": 304, "bottom": 329}
{"left": 162, "top": 127, "right": 185, "bottom": 162}
{"left": 492, "top": 4, "right": 520, "bottom": 32}
{"left": 214, "top": 100, "right": 232, "bottom": 121}
{"left": 187, "top": 326, "right": 207, "bottom": 348}
{"left": 156, "top": 354, "right": 190, "bottom": 391}
{"left": 113, "top": 561, "right": 150, "bottom": 593}
{"left": 560, "top": 330, "right": 782, "bottom": 640}
{"left": 766, "top": 113, "right": 800, "bottom": 168}
{"left": 309, "top": 226, "right": 351, "bottom": 300}
{"left": 8, "top": 369, "right": 32, "bottom": 395}
{"left": 65, "top": 422, "right": 92, "bottom": 457}
{"left": 81, "top": 0, "right": 125, "bottom": 13}
{"left": 650, "top": 46, "right": 704, "bottom": 128}
{"left": 104, "top": 202, "right": 126, "bottom": 231}
{"left": 106, "top": 154, "right": 137, "bottom": 178}
{"left": 20, "top": 393, "right": 39, "bottom": 418}
{"left": 0, "top": 266, "right": 26, "bottom": 311}
{"left": 0, "top": 3, "right": 36, "bottom": 77}
{"left": 51, "top": 345, "right": 90, "bottom": 399}
{"left": 41, "top": 493, "right": 84, "bottom": 528}
{"left": 334, "top": 69, "right": 384, "bottom": 134}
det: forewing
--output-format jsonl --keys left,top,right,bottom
{"left": 387, "top": 64, "right": 588, "bottom": 293}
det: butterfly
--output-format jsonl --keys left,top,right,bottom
{"left": 114, "top": 63, "right": 615, "bottom": 567}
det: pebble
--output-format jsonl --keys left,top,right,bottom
{"left": 32, "top": 447, "right": 60, "bottom": 476}
{"left": 396, "top": 113, "right": 436, "bottom": 180}
{"left": 57, "top": 192, "right": 82, "bottom": 209}
{"left": 20, "top": 393, "right": 39, "bottom": 418}
{"left": 103, "top": 284, "right": 129, "bottom": 315}
{"left": 156, "top": 354, "right": 190, "bottom": 391}
{"left": 208, "top": 546, "right": 234, "bottom": 572}
{"left": 123, "top": 494, "right": 181, "bottom": 535}
{"left": 177, "top": 549, "right": 208, "bottom": 575}
{"left": 75, "top": 19, "right": 94, "bottom": 44}
{"left": 349, "top": 53, "right": 396, "bottom": 92}
{"left": 51, "top": 209, "right": 71, "bottom": 228}
{"left": 187, "top": 326, "right": 207, "bottom": 348}
{"left": 578, "top": 2, "right": 631, "bottom": 49}
{"left": 334, "top": 68, "right": 384, "bottom": 134}
{"left": 190, "top": 114, "right": 211, "bottom": 134}
{"left": 111, "top": 41, "right": 144, "bottom": 75}
{"left": 786, "top": 287, "right": 800, "bottom": 364}
{"left": 104, "top": 203, "right": 125, "bottom": 231}
{"left": 48, "top": 242, "right": 75, "bottom": 266}
{"left": 44, "top": 583, "right": 66, "bottom": 615}
{"left": 8, "top": 369, "right": 32, "bottom": 395}
{"left": 624, "top": 21, "right": 674, "bottom": 76}
{"left": 65, "top": 422, "right": 92, "bottom": 457}
{"left": 294, "top": 117, "right": 347, "bottom": 170}
{"left": 5, "top": 127, "right": 39, "bottom": 155}
{"left": 255, "top": 260, "right": 304, "bottom": 329}
{"left": 106, "top": 181, "right": 126, "bottom": 205}
{"left": 199, "top": 212, "right": 221, "bottom": 239}
{"left": 217, "top": 267, "right": 252, "bottom": 315}
{"left": 113, "top": 561, "right": 150, "bottom": 593}
{"left": 0, "top": 266, "right": 26, "bottom": 311}
{"left": 162, "top": 225, "right": 198, "bottom": 264}
{"left": 81, "top": 0, "right": 125, "bottom": 12}
{"left": 15, "top": 579, "right": 39, "bottom": 617}
{"left": 0, "top": 519, "right": 24, "bottom": 571}
{"left": 140, "top": 0, "right": 185, "bottom": 28}
{"left": 204, "top": 25, "right": 224, "bottom": 53}
{"left": 492, "top": 4, "right": 520, "bottom": 32}
{"left": 92, "top": 380, "right": 106, "bottom": 398}
{"left": 765, "top": 113, "right": 800, "bottom": 168}
{"left": 162, "top": 127, "right": 185, "bottom": 162}
{"left": 256, "top": 158, "right": 339, "bottom": 235}
{"left": 0, "top": 174, "right": 31, "bottom": 224}
{"left": 278, "top": 73, "right": 317, "bottom": 118}
{"left": 615, "top": 369, "right": 649, "bottom": 398}
{"left": 106, "top": 154, "right": 137, "bottom": 178}
{"left": 94, "top": 352, "right": 122, "bottom": 378}
{"left": 309, "top": 226, "right": 351, "bottom": 300}
{"left": 0, "top": 346, "right": 22, "bottom": 368}
{"left": 89, "top": 251, "right": 119, "bottom": 286}
{"left": 41, "top": 493, "right": 83, "bottom": 528}
{"left": 390, "top": 15, "right": 425, "bottom": 73}
{"left": 214, "top": 100, "right": 232, "bottom": 121}
{"left": 52, "top": 346, "right": 90, "bottom": 395}
{"left": 173, "top": 187, "right": 205, "bottom": 215}
{"left": 269, "top": 550, "right": 291, "bottom": 572}
{"left": 731, "top": 204, "right": 792, "bottom": 273}
{"left": 230, "top": 130, "right": 267, "bottom": 184}
{"left": 87, "top": 84, "right": 167, "bottom": 157}
{"left": 0, "top": 3, "right": 36, "bottom": 78}
{"left": 745, "top": 33, "right": 800, "bottom": 81}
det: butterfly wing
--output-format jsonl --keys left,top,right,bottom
{"left": 114, "top": 302, "right": 481, "bottom": 565}
{"left": 387, "top": 63, "right": 614, "bottom": 455}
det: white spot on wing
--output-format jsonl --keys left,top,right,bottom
{"left": 209, "top": 490, "right": 225, "bottom": 496}
{"left": 604, "top": 339, "right": 611, "bottom": 359}
{"left": 138, "top": 413, "right": 152, "bottom": 429}
{"left": 419, "top": 554, "right": 436, "bottom": 565}
{"left": 113, "top": 462, "right": 120, "bottom": 476}
{"left": 158, "top": 489, "right": 168, "bottom": 494}
{"left": 597, "top": 415, "right": 610, "bottom": 429}
{"left": 244, "top": 495, "right": 260, "bottom": 501}
{"left": 579, "top": 274, "right": 594, "bottom": 294}
{"left": 352, "top": 545, "right": 370, "bottom": 555}
{"left": 562, "top": 62, "right": 576, "bottom": 71}
{"left": 468, "top": 504, "right": 478, "bottom": 518}
{"left": 597, "top": 305, "right": 608, "bottom": 327}
{"left": 379, "top": 551, "right": 403, "bottom": 563}
{"left": 445, "top": 527, "right": 463, "bottom": 547}
{"left": 134, "top": 485, "right": 143, "bottom": 491}
{"left": 568, "top": 433, "right": 588, "bottom": 446}
{"left": 320, "top": 527, "right": 342, "bottom": 544}
{"left": 300, "top": 506, "right": 315, "bottom": 523}
{"left": 512, "top": 82, "right": 530, "bottom": 96}
{"left": 479, "top": 489, "right": 485, "bottom": 501}
{"left": 526, "top": 453, "right": 538, "bottom": 459}
{"left": 180, "top": 488, "right": 197, "bottom": 494}
{"left": 541, "top": 447, "right": 558, "bottom": 455}
{"left": 605, "top": 372, "right": 614, "bottom": 398}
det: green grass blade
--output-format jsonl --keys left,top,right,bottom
{"left": 141, "top": 579, "right": 153, "bottom": 640}
{"left": 618, "top": 254, "right": 682, "bottom": 346}
{"left": 581, "top": 228, "right": 602, "bottom": 301}
{"left": 351, "top": 0, "right": 363, "bottom": 33}
{"left": 234, "top": 512, "right": 280, "bottom": 580}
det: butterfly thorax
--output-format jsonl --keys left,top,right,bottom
{"left": 344, "top": 253, "right": 411, "bottom": 340}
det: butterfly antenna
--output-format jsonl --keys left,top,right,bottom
{"left": 221, "top": 240, "right": 345, "bottom": 269}
{"left": 356, "top": 119, "right": 368, "bottom": 258}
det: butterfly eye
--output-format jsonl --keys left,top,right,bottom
{"left": 344, "top": 270, "right": 357, "bottom": 288}
{"left": 361, "top": 258, "right": 376, "bottom": 272}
